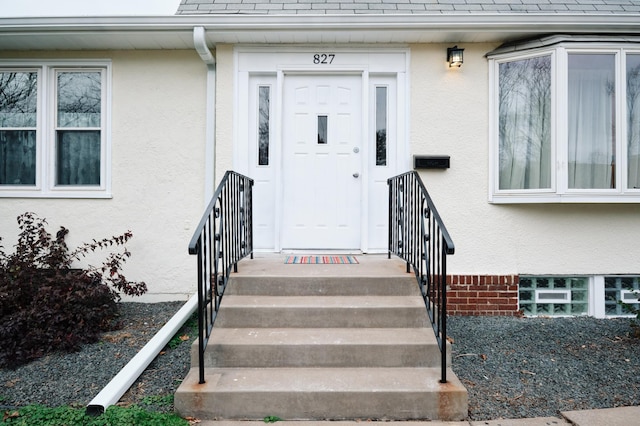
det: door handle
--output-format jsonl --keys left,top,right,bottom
{"left": 353, "top": 172, "right": 360, "bottom": 178}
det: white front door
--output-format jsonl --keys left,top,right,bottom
{"left": 281, "top": 74, "right": 362, "bottom": 249}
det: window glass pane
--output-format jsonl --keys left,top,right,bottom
{"left": 258, "top": 86, "right": 270, "bottom": 166}
{"left": 498, "top": 56, "right": 552, "bottom": 190}
{"left": 56, "top": 130, "right": 100, "bottom": 185}
{"left": 568, "top": 54, "right": 616, "bottom": 189}
{"left": 0, "top": 71, "right": 37, "bottom": 127}
{"left": 317, "top": 115, "right": 327, "bottom": 144}
{"left": 57, "top": 71, "right": 101, "bottom": 128}
{"left": 376, "top": 86, "right": 387, "bottom": 166}
{"left": 0, "top": 130, "right": 36, "bottom": 185}
{"left": 0, "top": 71, "right": 37, "bottom": 186}
{"left": 627, "top": 54, "right": 640, "bottom": 189}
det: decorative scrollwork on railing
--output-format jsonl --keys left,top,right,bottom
{"left": 188, "top": 171, "right": 254, "bottom": 384}
{"left": 388, "top": 171, "right": 454, "bottom": 383}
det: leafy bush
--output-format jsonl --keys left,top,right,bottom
{"left": 0, "top": 212, "right": 147, "bottom": 368}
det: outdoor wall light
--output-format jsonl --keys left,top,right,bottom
{"left": 447, "top": 46, "right": 464, "bottom": 68}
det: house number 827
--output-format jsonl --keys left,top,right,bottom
{"left": 313, "top": 54, "right": 335, "bottom": 64}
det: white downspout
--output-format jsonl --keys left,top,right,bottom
{"left": 193, "top": 26, "right": 217, "bottom": 201}
{"left": 86, "top": 295, "right": 197, "bottom": 415}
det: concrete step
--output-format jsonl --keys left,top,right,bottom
{"left": 194, "top": 327, "right": 449, "bottom": 368}
{"left": 227, "top": 275, "right": 420, "bottom": 296}
{"left": 215, "top": 295, "right": 429, "bottom": 328}
{"left": 174, "top": 367, "right": 468, "bottom": 421}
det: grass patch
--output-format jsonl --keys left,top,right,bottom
{"left": 1, "top": 404, "right": 188, "bottom": 426}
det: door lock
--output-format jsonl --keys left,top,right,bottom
{"left": 353, "top": 147, "right": 360, "bottom": 153}
{"left": 353, "top": 172, "right": 360, "bottom": 178}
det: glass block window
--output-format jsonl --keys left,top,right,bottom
{"left": 605, "top": 277, "right": 640, "bottom": 316}
{"left": 519, "top": 277, "right": 589, "bottom": 316}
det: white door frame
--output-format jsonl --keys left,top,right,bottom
{"left": 234, "top": 48, "right": 410, "bottom": 253}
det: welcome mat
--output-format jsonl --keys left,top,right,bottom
{"left": 285, "top": 255, "right": 359, "bottom": 264}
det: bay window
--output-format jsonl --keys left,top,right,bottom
{"left": 0, "top": 62, "right": 110, "bottom": 197}
{"left": 490, "top": 44, "right": 640, "bottom": 202}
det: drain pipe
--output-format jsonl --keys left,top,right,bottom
{"left": 86, "top": 294, "right": 197, "bottom": 416}
{"left": 193, "top": 26, "right": 217, "bottom": 201}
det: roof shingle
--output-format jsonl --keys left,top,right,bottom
{"left": 176, "top": 0, "right": 640, "bottom": 15}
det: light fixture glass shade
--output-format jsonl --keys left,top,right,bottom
{"left": 447, "top": 46, "right": 464, "bottom": 67}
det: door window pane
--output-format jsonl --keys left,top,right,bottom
{"left": 0, "top": 71, "right": 38, "bottom": 185}
{"left": 258, "top": 86, "right": 270, "bottom": 166}
{"left": 498, "top": 56, "right": 552, "bottom": 190}
{"left": 568, "top": 54, "right": 616, "bottom": 189}
{"left": 627, "top": 54, "right": 640, "bottom": 189}
{"left": 317, "top": 115, "right": 327, "bottom": 144}
{"left": 375, "top": 86, "right": 387, "bottom": 166}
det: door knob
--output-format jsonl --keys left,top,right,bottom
{"left": 353, "top": 172, "right": 360, "bottom": 178}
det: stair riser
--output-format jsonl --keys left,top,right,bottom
{"left": 227, "top": 276, "right": 420, "bottom": 297}
{"left": 175, "top": 390, "right": 467, "bottom": 421}
{"left": 215, "top": 307, "right": 428, "bottom": 328}
{"left": 193, "top": 344, "right": 445, "bottom": 368}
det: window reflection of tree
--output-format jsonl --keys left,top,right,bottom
{"left": 56, "top": 72, "right": 101, "bottom": 186}
{"left": 628, "top": 58, "right": 640, "bottom": 188}
{"left": 0, "top": 72, "right": 37, "bottom": 185}
{"left": 498, "top": 56, "right": 551, "bottom": 190}
{"left": 258, "top": 86, "right": 270, "bottom": 166}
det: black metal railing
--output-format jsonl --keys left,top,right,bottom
{"left": 388, "top": 171, "right": 454, "bottom": 383}
{"left": 188, "top": 171, "right": 254, "bottom": 384}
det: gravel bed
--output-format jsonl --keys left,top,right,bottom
{"left": 1, "top": 303, "right": 639, "bottom": 421}
{"left": 448, "top": 315, "right": 640, "bottom": 421}
{"left": 0, "top": 302, "right": 193, "bottom": 413}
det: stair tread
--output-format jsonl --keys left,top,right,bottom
{"left": 221, "top": 295, "right": 424, "bottom": 308}
{"left": 190, "top": 367, "right": 462, "bottom": 392}
{"left": 209, "top": 327, "right": 437, "bottom": 345}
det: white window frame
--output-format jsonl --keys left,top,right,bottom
{"left": 0, "top": 60, "right": 111, "bottom": 198}
{"left": 489, "top": 43, "right": 640, "bottom": 203}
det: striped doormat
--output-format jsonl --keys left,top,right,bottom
{"left": 284, "top": 255, "right": 358, "bottom": 264}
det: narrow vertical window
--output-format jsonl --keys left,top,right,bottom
{"left": 0, "top": 71, "right": 37, "bottom": 185}
{"left": 258, "top": 86, "right": 270, "bottom": 166}
{"left": 375, "top": 86, "right": 388, "bottom": 166}
{"left": 498, "top": 55, "right": 552, "bottom": 190}
{"left": 627, "top": 54, "right": 640, "bottom": 189}
{"left": 317, "top": 115, "right": 327, "bottom": 144}
{"left": 55, "top": 71, "right": 102, "bottom": 186}
{"left": 568, "top": 53, "right": 616, "bottom": 189}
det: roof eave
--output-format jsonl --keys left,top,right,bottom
{"left": 0, "top": 13, "right": 639, "bottom": 49}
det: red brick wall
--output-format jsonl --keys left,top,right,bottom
{"left": 447, "top": 275, "right": 520, "bottom": 316}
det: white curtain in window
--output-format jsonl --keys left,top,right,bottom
{"left": 568, "top": 54, "right": 615, "bottom": 189}
{"left": 56, "top": 130, "right": 101, "bottom": 185}
{"left": 628, "top": 55, "right": 640, "bottom": 189}
{"left": 498, "top": 56, "right": 551, "bottom": 190}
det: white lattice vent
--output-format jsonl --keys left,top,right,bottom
{"left": 535, "top": 290, "right": 571, "bottom": 304}
{"left": 621, "top": 290, "right": 640, "bottom": 302}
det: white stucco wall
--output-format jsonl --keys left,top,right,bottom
{"left": 213, "top": 42, "right": 640, "bottom": 277}
{"left": 0, "top": 50, "right": 207, "bottom": 301}
{"left": 410, "top": 43, "right": 640, "bottom": 277}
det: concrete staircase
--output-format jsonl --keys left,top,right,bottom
{"left": 175, "top": 256, "right": 467, "bottom": 421}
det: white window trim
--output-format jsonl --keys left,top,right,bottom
{"left": 489, "top": 43, "right": 640, "bottom": 203}
{"left": 0, "top": 59, "right": 111, "bottom": 199}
